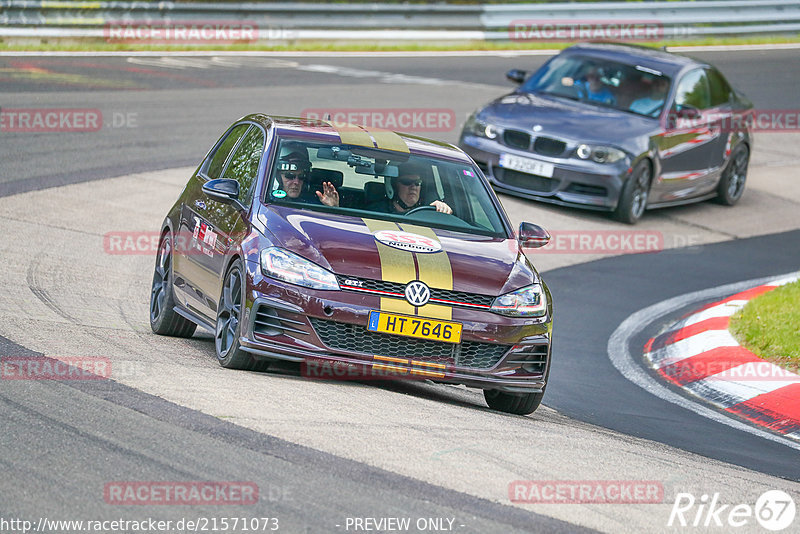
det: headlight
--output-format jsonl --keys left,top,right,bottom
{"left": 260, "top": 247, "right": 339, "bottom": 290}
{"left": 490, "top": 283, "right": 547, "bottom": 317}
{"left": 575, "top": 144, "right": 626, "bottom": 164}
{"left": 464, "top": 113, "right": 499, "bottom": 139}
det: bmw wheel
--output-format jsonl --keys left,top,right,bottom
{"left": 614, "top": 160, "right": 651, "bottom": 224}
{"left": 715, "top": 144, "right": 749, "bottom": 206}
{"left": 150, "top": 234, "right": 197, "bottom": 337}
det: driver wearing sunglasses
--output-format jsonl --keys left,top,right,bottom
{"left": 370, "top": 163, "right": 452, "bottom": 215}
{"left": 278, "top": 151, "right": 339, "bottom": 207}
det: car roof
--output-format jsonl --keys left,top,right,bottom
{"left": 239, "top": 114, "right": 473, "bottom": 164}
{"left": 562, "top": 42, "right": 703, "bottom": 77}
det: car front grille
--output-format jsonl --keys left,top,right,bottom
{"left": 503, "top": 129, "right": 531, "bottom": 150}
{"left": 336, "top": 275, "right": 495, "bottom": 309}
{"left": 533, "top": 136, "right": 567, "bottom": 157}
{"left": 309, "top": 317, "right": 510, "bottom": 370}
{"left": 494, "top": 168, "right": 559, "bottom": 193}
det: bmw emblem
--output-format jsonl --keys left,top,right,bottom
{"left": 532, "top": 124, "right": 543, "bottom": 132}
{"left": 405, "top": 281, "right": 431, "bottom": 307}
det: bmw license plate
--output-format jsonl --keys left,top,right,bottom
{"left": 499, "top": 153, "right": 555, "bottom": 178}
{"left": 367, "top": 311, "right": 462, "bottom": 344}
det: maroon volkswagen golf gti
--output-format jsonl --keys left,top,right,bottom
{"left": 150, "top": 115, "right": 553, "bottom": 414}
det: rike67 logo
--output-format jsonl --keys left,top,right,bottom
{"left": 668, "top": 490, "right": 796, "bottom": 531}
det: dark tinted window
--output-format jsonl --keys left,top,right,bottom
{"left": 203, "top": 124, "right": 249, "bottom": 180}
{"left": 674, "top": 69, "right": 711, "bottom": 110}
{"left": 706, "top": 68, "right": 732, "bottom": 107}
{"left": 221, "top": 125, "right": 265, "bottom": 206}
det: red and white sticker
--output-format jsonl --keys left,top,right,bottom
{"left": 192, "top": 219, "right": 218, "bottom": 256}
{"left": 373, "top": 230, "right": 442, "bottom": 253}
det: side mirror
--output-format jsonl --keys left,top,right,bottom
{"left": 202, "top": 178, "right": 240, "bottom": 202}
{"left": 676, "top": 105, "right": 700, "bottom": 119}
{"left": 506, "top": 69, "right": 528, "bottom": 85}
{"left": 518, "top": 222, "right": 550, "bottom": 249}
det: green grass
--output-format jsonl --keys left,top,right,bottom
{"left": 730, "top": 280, "right": 800, "bottom": 373}
{"left": 1, "top": 34, "right": 799, "bottom": 53}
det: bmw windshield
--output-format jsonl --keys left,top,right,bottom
{"left": 521, "top": 55, "right": 672, "bottom": 118}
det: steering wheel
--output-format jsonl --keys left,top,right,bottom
{"left": 404, "top": 205, "right": 437, "bottom": 216}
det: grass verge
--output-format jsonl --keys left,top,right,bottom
{"left": 729, "top": 280, "right": 800, "bottom": 373}
{"left": 1, "top": 35, "right": 799, "bottom": 53}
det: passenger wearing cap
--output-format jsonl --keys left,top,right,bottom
{"left": 369, "top": 163, "right": 452, "bottom": 215}
{"left": 278, "top": 150, "right": 339, "bottom": 207}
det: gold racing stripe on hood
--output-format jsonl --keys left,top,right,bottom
{"left": 327, "top": 121, "right": 410, "bottom": 153}
{"left": 400, "top": 224, "right": 453, "bottom": 320}
{"left": 362, "top": 218, "right": 416, "bottom": 315}
{"left": 368, "top": 129, "right": 410, "bottom": 153}
{"left": 327, "top": 121, "right": 373, "bottom": 147}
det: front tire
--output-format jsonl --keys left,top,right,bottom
{"left": 715, "top": 144, "right": 749, "bottom": 205}
{"left": 215, "top": 259, "right": 267, "bottom": 371}
{"left": 150, "top": 234, "right": 197, "bottom": 338}
{"left": 484, "top": 389, "right": 544, "bottom": 415}
{"left": 614, "top": 160, "right": 651, "bottom": 224}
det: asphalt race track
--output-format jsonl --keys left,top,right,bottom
{"left": 0, "top": 48, "right": 799, "bottom": 533}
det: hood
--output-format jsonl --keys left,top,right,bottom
{"left": 260, "top": 205, "right": 536, "bottom": 296}
{"left": 479, "top": 92, "right": 660, "bottom": 147}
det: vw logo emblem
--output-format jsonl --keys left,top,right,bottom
{"left": 405, "top": 281, "right": 430, "bottom": 306}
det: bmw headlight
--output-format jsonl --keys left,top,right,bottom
{"left": 490, "top": 283, "right": 547, "bottom": 317}
{"left": 575, "top": 144, "right": 626, "bottom": 164}
{"left": 464, "top": 113, "right": 499, "bottom": 139}
{"left": 260, "top": 247, "right": 340, "bottom": 290}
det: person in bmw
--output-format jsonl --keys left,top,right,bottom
{"left": 629, "top": 75, "right": 669, "bottom": 118}
{"left": 368, "top": 162, "right": 453, "bottom": 215}
{"left": 574, "top": 66, "right": 615, "bottom": 106}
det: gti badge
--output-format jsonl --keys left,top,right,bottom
{"left": 405, "top": 281, "right": 431, "bottom": 306}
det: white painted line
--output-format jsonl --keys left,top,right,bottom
{"left": 0, "top": 49, "right": 561, "bottom": 58}
{"left": 667, "top": 43, "right": 800, "bottom": 52}
{"left": 1, "top": 43, "right": 800, "bottom": 58}
{"left": 688, "top": 374, "right": 797, "bottom": 409}
{"left": 648, "top": 330, "right": 739, "bottom": 369}
{"left": 681, "top": 300, "right": 747, "bottom": 328}
{"left": 607, "top": 271, "right": 800, "bottom": 451}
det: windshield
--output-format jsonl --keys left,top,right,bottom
{"left": 266, "top": 139, "right": 508, "bottom": 238}
{"left": 521, "top": 54, "right": 672, "bottom": 118}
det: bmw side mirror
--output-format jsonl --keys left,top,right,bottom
{"left": 506, "top": 69, "right": 528, "bottom": 85}
{"left": 202, "top": 178, "right": 240, "bottom": 202}
{"left": 518, "top": 222, "right": 550, "bottom": 249}
{"left": 676, "top": 105, "right": 700, "bottom": 119}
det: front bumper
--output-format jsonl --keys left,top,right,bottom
{"left": 460, "top": 134, "right": 630, "bottom": 211}
{"left": 241, "top": 261, "right": 552, "bottom": 393}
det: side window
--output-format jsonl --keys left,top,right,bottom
{"left": 706, "top": 68, "right": 732, "bottom": 107}
{"left": 221, "top": 125, "right": 266, "bottom": 207}
{"left": 674, "top": 69, "right": 711, "bottom": 110}
{"left": 202, "top": 124, "right": 249, "bottom": 180}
